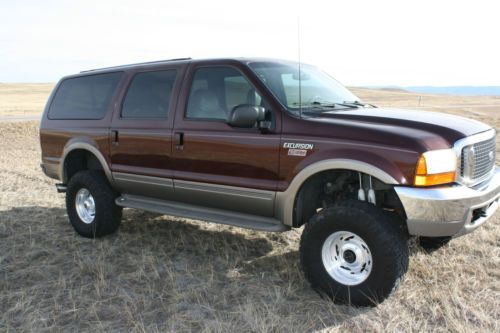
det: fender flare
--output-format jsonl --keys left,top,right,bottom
{"left": 274, "top": 159, "right": 399, "bottom": 226}
{"left": 59, "top": 142, "right": 114, "bottom": 184}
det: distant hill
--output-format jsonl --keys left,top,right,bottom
{"left": 358, "top": 86, "right": 500, "bottom": 96}
{"left": 404, "top": 86, "right": 500, "bottom": 96}
{"left": 378, "top": 87, "right": 409, "bottom": 93}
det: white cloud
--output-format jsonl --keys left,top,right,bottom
{"left": 1, "top": 0, "right": 499, "bottom": 85}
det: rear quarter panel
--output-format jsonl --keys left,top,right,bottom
{"left": 39, "top": 74, "right": 125, "bottom": 180}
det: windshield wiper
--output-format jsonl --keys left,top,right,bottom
{"left": 309, "top": 101, "right": 359, "bottom": 109}
{"left": 291, "top": 101, "right": 360, "bottom": 114}
{"left": 343, "top": 100, "right": 377, "bottom": 108}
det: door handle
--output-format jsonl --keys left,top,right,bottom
{"left": 111, "top": 130, "right": 119, "bottom": 145}
{"left": 175, "top": 132, "right": 184, "bottom": 151}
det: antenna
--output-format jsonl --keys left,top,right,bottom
{"left": 297, "top": 16, "right": 302, "bottom": 119}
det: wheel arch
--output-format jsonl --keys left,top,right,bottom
{"left": 59, "top": 141, "right": 113, "bottom": 184}
{"left": 275, "top": 159, "right": 400, "bottom": 227}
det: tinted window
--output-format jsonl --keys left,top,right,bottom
{"left": 186, "top": 67, "right": 262, "bottom": 121}
{"left": 121, "top": 70, "right": 177, "bottom": 118}
{"left": 48, "top": 72, "right": 122, "bottom": 120}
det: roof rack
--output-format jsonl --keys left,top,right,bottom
{"left": 80, "top": 57, "right": 192, "bottom": 73}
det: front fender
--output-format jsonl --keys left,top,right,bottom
{"left": 275, "top": 158, "right": 400, "bottom": 226}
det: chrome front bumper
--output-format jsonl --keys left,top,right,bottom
{"left": 395, "top": 167, "right": 500, "bottom": 237}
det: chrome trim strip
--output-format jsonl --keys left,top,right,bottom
{"left": 113, "top": 172, "right": 174, "bottom": 188}
{"left": 173, "top": 179, "right": 276, "bottom": 217}
{"left": 174, "top": 180, "right": 274, "bottom": 201}
{"left": 275, "top": 159, "right": 399, "bottom": 226}
{"left": 112, "top": 172, "right": 175, "bottom": 200}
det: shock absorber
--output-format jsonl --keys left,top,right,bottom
{"left": 367, "top": 176, "right": 376, "bottom": 205}
{"left": 358, "top": 173, "right": 376, "bottom": 205}
{"left": 357, "top": 173, "right": 366, "bottom": 201}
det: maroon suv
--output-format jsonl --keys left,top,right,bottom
{"left": 40, "top": 58, "right": 500, "bottom": 306}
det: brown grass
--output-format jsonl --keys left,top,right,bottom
{"left": 0, "top": 86, "right": 499, "bottom": 332}
{"left": 0, "top": 83, "right": 54, "bottom": 117}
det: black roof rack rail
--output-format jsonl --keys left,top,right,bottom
{"left": 80, "top": 57, "right": 192, "bottom": 73}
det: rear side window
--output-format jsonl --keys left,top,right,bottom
{"left": 121, "top": 70, "right": 177, "bottom": 119}
{"left": 48, "top": 72, "right": 122, "bottom": 120}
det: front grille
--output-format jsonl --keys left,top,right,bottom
{"left": 460, "top": 136, "right": 496, "bottom": 184}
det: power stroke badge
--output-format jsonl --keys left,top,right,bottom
{"left": 283, "top": 142, "right": 314, "bottom": 156}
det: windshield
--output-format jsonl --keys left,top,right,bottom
{"left": 248, "top": 61, "right": 360, "bottom": 114}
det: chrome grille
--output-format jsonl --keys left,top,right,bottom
{"left": 460, "top": 136, "right": 496, "bottom": 184}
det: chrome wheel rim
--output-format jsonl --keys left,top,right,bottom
{"left": 75, "top": 188, "right": 96, "bottom": 224}
{"left": 321, "top": 231, "right": 372, "bottom": 286}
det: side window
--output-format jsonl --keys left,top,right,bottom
{"left": 121, "top": 70, "right": 177, "bottom": 119}
{"left": 186, "top": 67, "right": 263, "bottom": 121}
{"left": 224, "top": 76, "right": 262, "bottom": 111}
{"left": 48, "top": 72, "right": 122, "bottom": 120}
{"left": 281, "top": 73, "right": 301, "bottom": 107}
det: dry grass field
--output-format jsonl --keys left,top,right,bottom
{"left": 0, "top": 83, "right": 54, "bottom": 118}
{"left": 0, "top": 84, "right": 499, "bottom": 332}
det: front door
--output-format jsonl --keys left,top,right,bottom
{"left": 172, "top": 63, "right": 282, "bottom": 216}
{"left": 110, "top": 66, "right": 185, "bottom": 200}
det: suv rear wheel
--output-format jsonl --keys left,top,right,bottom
{"left": 66, "top": 170, "right": 122, "bottom": 238}
{"left": 300, "top": 200, "right": 409, "bottom": 306}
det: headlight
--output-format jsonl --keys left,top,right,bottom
{"left": 414, "top": 149, "right": 457, "bottom": 186}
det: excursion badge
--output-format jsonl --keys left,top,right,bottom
{"left": 283, "top": 142, "right": 314, "bottom": 156}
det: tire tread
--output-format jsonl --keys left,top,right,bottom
{"left": 300, "top": 200, "right": 409, "bottom": 306}
{"left": 66, "top": 170, "right": 122, "bottom": 238}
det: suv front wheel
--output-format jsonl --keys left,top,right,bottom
{"left": 66, "top": 170, "right": 122, "bottom": 238}
{"left": 300, "top": 200, "right": 409, "bottom": 306}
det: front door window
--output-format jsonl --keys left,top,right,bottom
{"left": 185, "top": 67, "right": 264, "bottom": 122}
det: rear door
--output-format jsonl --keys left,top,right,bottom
{"left": 110, "top": 65, "right": 186, "bottom": 200}
{"left": 172, "top": 61, "right": 282, "bottom": 216}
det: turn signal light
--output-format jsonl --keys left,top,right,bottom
{"left": 414, "top": 154, "right": 456, "bottom": 186}
{"left": 415, "top": 156, "right": 427, "bottom": 175}
{"left": 414, "top": 172, "right": 456, "bottom": 186}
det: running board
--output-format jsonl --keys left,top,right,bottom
{"left": 115, "top": 194, "right": 289, "bottom": 232}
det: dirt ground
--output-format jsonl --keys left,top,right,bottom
{"left": 0, "top": 85, "right": 499, "bottom": 332}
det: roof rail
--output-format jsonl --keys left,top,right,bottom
{"left": 80, "top": 57, "right": 192, "bottom": 73}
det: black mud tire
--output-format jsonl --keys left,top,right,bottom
{"left": 418, "top": 236, "right": 452, "bottom": 253}
{"left": 66, "top": 170, "right": 122, "bottom": 238}
{"left": 300, "top": 200, "right": 409, "bottom": 307}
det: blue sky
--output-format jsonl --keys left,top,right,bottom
{"left": 1, "top": 0, "right": 500, "bottom": 86}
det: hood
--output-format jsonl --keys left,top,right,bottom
{"left": 308, "top": 107, "right": 492, "bottom": 152}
